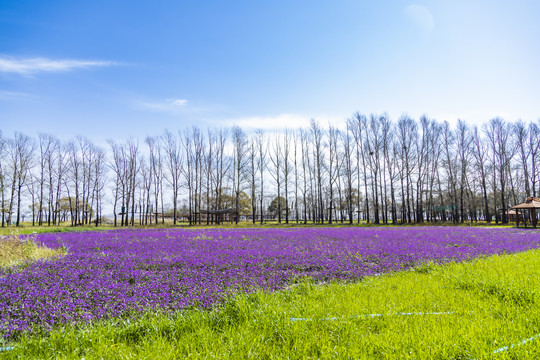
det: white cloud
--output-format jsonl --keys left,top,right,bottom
{"left": 405, "top": 4, "right": 434, "bottom": 32}
{"left": 0, "top": 56, "right": 115, "bottom": 75}
{"left": 138, "top": 98, "right": 190, "bottom": 112}
{"left": 0, "top": 90, "right": 32, "bottom": 100}
{"left": 167, "top": 98, "right": 188, "bottom": 106}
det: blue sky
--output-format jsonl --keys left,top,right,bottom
{"left": 1, "top": 0, "right": 539, "bottom": 142}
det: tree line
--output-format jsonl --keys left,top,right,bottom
{"left": 1, "top": 114, "right": 539, "bottom": 227}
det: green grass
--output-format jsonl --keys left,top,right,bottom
{"left": 3, "top": 249, "right": 540, "bottom": 359}
{"left": 0, "top": 232, "right": 67, "bottom": 268}
{"left": 0, "top": 219, "right": 517, "bottom": 236}
{"left": 0, "top": 224, "right": 115, "bottom": 236}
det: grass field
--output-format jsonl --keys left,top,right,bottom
{"left": 0, "top": 232, "right": 66, "bottom": 268}
{"left": 2, "top": 244, "right": 540, "bottom": 359}
{"left": 0, "top": 219, "right": 516, "bottom": 237}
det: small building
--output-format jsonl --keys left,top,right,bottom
{"left": 502, "top": 209, "right": 520, "bottom": 222}
{"left": 510, "top": 197, "right": 540, "bottom": 228}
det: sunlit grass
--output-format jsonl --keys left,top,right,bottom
{"left": 3, "top": 249, "right": 540, "bottom": 359}
{"left": 0, "top": 218, "right": 516, "bottom": 236}
{"left": 0, "top": 232, "right": 67, "bottom": 268}
{"left": 0, "top": 224, "right": 115, "bottom": 236}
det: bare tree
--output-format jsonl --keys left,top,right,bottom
{"left": 340, "top": 123, "right": 355, "bottom": 223}
{"left": 269, "top": 133, "right": 283, "bottom": 223}
{"left": 396, "top": 115, "right": 418, "bottom": 223}
{"left": 146, "top": 135, "right": 165, "bottom": 224}
{"left": 454, "top": 120, "right": 472, "bottom": 222}
{"left": 282, "top": 129, "right": 291, "bottom": 224}
{"left": 426, "top": 121, "right": 443, "bottom": 222}
{"left": 414, "top": 116, "right": 431, "bottom": 223}
{"left": 6, "top": 133, "right": 36, "bottom": 226}
{"left": 380, "top": 116, "right": 398, "bottom": 223}
{"left": 472, "top": 126, "right": 490, "bottom": 222}
{"left": 181, "top": 127, "right": 205, "bottom": 225}
{"left": 256, "top": 129, "right": 267, "bottom": 224}
{"left": 310, "top": 119, "right": 325, "bottom": 223}
{"left": 66, "top": 140, "right": 82, "bottom": 226}
{"left": 328, "top": 125, "right": 340, "bottom": 224}
{"left": 484, "top": 118, "right": 515, "bottom": 224}
{"left": 0, "top": 131, "right": 6, "bottom": 227}
{"left": 299, "top": 129, "right": 311, "bottom": 223}
{"left": 107, "top": 139, "right": 139, "bottom": 226}
{"left": 366, "top": 114, "right": 383, "bottom": 224}
{"left": 44, "top": 135, "right": 61, "bottom": 226}
{"left": 514, "top": 120, "right": 532, "bottom": 196}
{"left": 108, "top": 140, "right": 126, "bottom": 227}
{"left": 181, "top": 128, "right": 195, "bottom": 225}
{"left": 52, "top": 141, "right": 68, "bottom": 225}
{"left": 163, "top": 130, "right": 183, "bottom": 225}
{"left": 350, "top": 113, "right": 370, "bottom": 223}
{"left": 248, "top": 134, "right": 258, "bottom": 224}
{"left": 232, "top": 126, "right": 248, "bottom": 224}
{"left": 36, "top": 134, "right": 54, "bottom": 225}
{"left": 213, "top": 128, "right": 230, "bottom": 223}
{"left": 90, "top": 145, "right": 106, "bottom": 226}
{"left": 529, "top": 122, "right": 540, "bottom": 197}
{"left": 203, "top": 129, "right": 215, "bottom": 224}
{"left": 126, "top": 140, "right": 139, "bottom": 226}
{"left": 292, "top": 130, "right": 301, "bottom": 223}
{"left": 441, "top": 121, "right": 459, "bottom": 222}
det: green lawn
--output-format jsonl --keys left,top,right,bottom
{"left": 0, "top": 233, "right": 66, "bottom": 268}
{"left": 3, "top": 248, "right": 540, "bottom": 359}
{"left": 0, "top": 219, "right": 516, "bottom": 236}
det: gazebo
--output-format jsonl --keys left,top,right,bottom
{"left": 195, "top": 208, "right": 239, "bottom": 224}
{"left": 504, "top": 209, "right": 520, "bottom": 222}
{"left": 510, "top": 197, "right": 540, "bottom": 228}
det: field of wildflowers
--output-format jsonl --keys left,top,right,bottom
{"left": 1, "top": 226, "right": 540, "bottom": 338}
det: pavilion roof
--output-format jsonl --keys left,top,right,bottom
{"left": 510, "top": 197, "right": 540, "bottom": 209}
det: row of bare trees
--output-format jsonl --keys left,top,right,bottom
{"left": 0, "top": 133, "right": 107, "bottom": 227}
{"left": 1, "top": 114, "right": 539, "bottom": 227}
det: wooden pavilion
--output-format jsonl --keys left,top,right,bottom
{"left": 195, "top": 208, "right": 239, "bottom": 224}
{"left": 510, "top": 197, "right": 540, "bottom": 228}
{"left": 503, "top": 209, "right": 520, "bottom": 222}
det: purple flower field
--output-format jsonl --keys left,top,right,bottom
{"left": 1, "top": 226, "right": 540, "bottom": 337}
